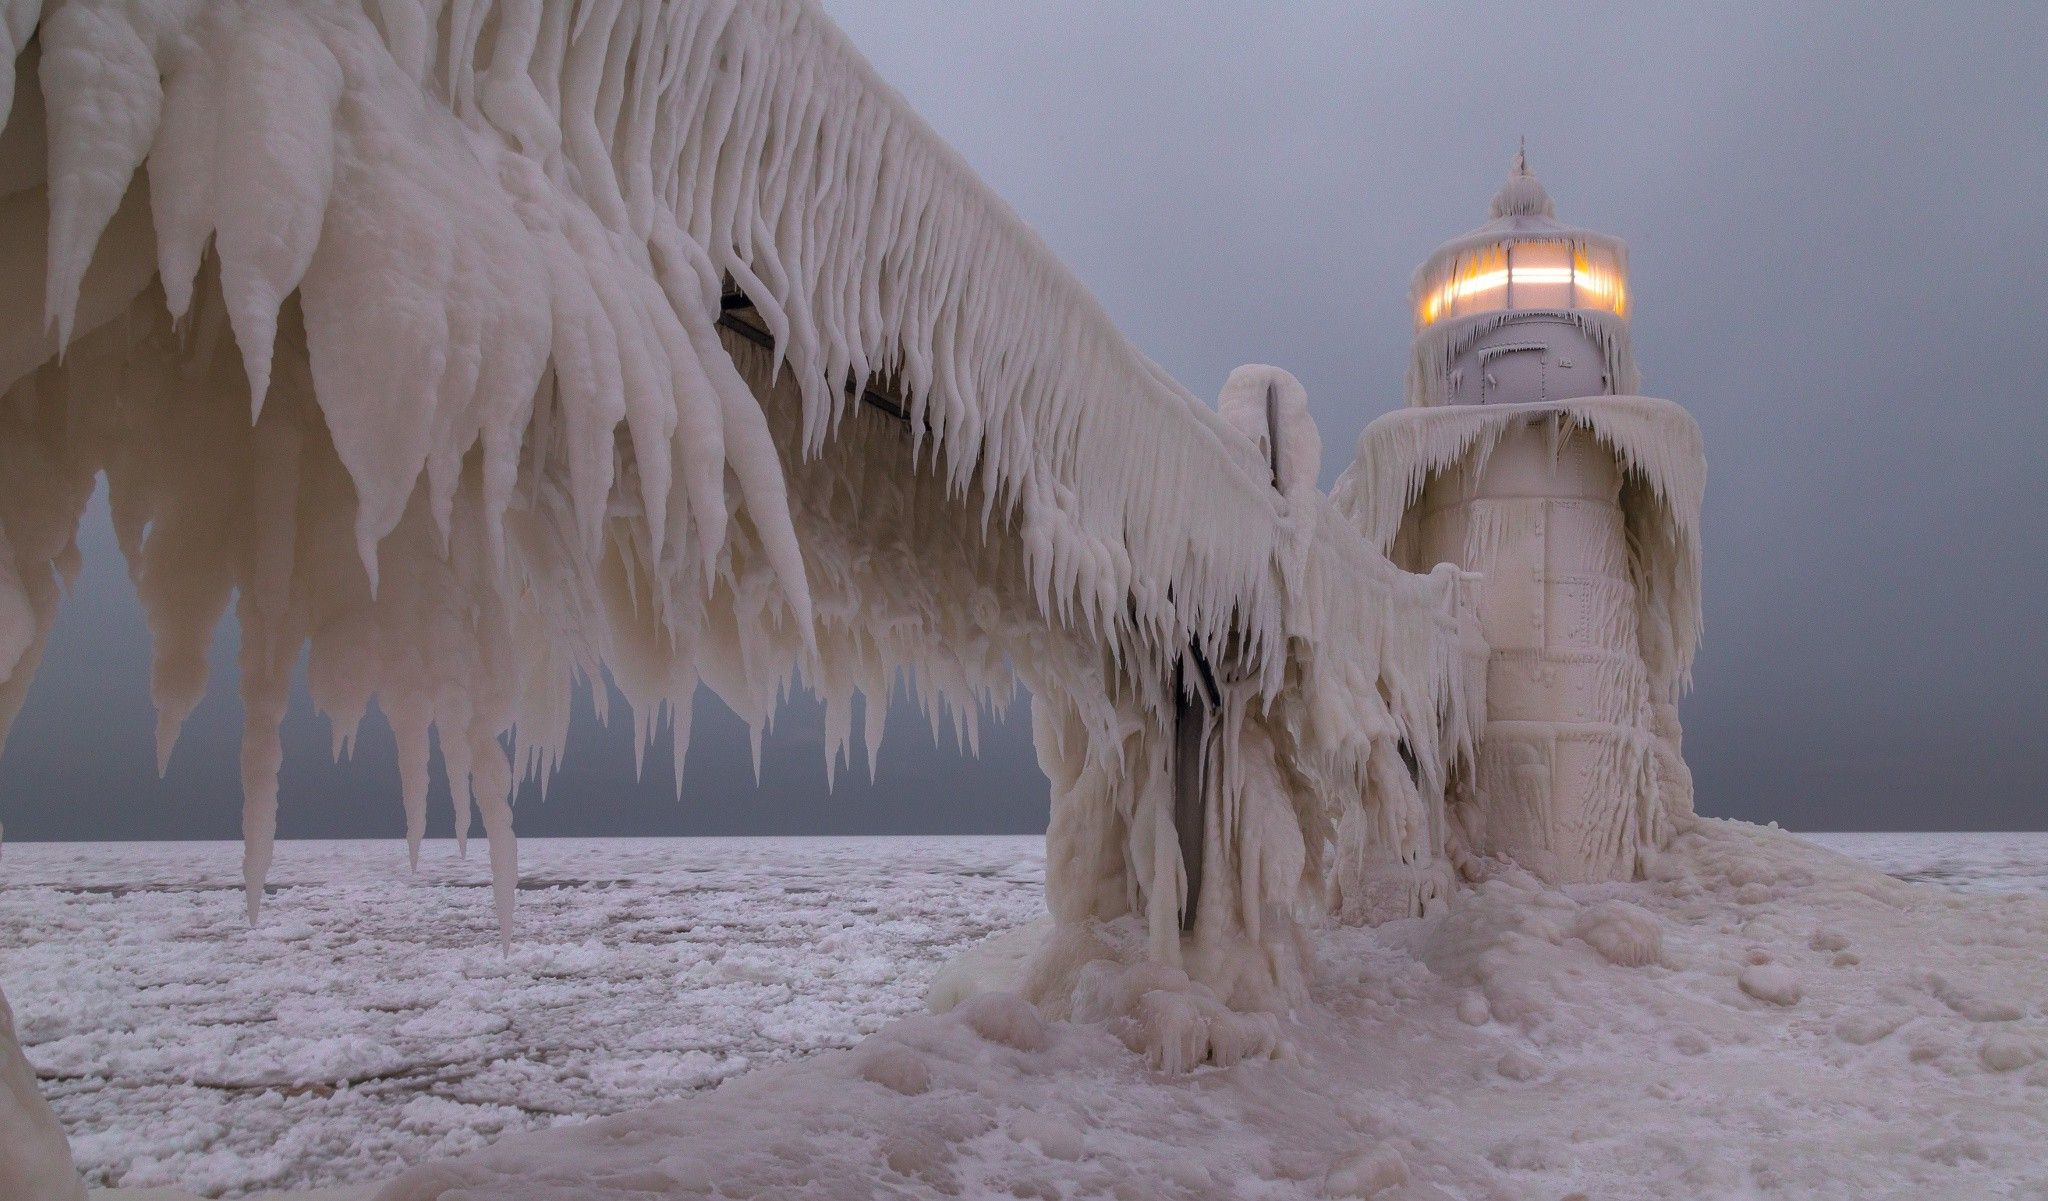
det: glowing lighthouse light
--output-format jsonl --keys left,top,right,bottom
{"left": 1416, "top": 240, "right": 1628, "bottom": 327}
{"left": 1409, "top": 145, "right": 1633, "bottom": 335}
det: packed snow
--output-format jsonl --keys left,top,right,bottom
{"left": 357, "top": 823, "right": 2048, "bottom": 1200}
{"left": 3, "top": 829, "right": 2044, "bottom": 1198}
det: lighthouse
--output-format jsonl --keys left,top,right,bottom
{"left": 1336, "top": 153, "right": 1707, "bottom": 885}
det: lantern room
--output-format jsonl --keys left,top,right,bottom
{"left": 1415, "top": 240, "right": 1626, "bottom": 328}
{"left": 1410, "top": 152, "right": 1630, "bottom": 331}
{"left": 1405, "top": 150, "right": 1641, "bottom": 408}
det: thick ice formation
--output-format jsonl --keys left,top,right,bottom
{"left": 1335, "top": 156, "right": 1706, "bottom": 887}
{"left": 5, "top": 0, "right": 1280, "bottom": 919}
{"left": 0, "top": 984, "right": 84, "bottom": 1201}
{"left": 1215, "top": 364, "right": 1320, "bottom": 499}
{"left": 1337, "top": 396, "right": 1703, "bottom": 678}
{"left": 1338, "top": 396, "right": 1705, "bottom": 882}
{"left": 1020, "top": 363, "right": 1482, "bottom": 1016}
{"left": 0, "top": 0, "right": 1480, "bottom": 1102}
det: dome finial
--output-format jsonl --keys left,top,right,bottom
{"left": 1491, "top": 139, "right": 1554, "bottom": 219}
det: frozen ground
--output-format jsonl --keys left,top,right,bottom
{"left": 2, "top": 829, "right": 2044, "bottom": 1198}
{"left": 372, "top": 822, "right": 2048, "bottom": 1200}
{"left": 0, "top": 837, "right": 1045, "bottom": 1195}
{"left": 1800, "top": 831, "right": 2048, "bottom": 897}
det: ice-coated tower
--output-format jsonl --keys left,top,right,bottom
{"left": 1335, "top": 152, "right": 1707, "bottom": 884}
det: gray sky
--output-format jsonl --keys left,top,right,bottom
{"left": 3, "top": 2, "right": 2044, "bottom": 840}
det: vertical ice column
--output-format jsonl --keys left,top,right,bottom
{"left": 1410, "top": 420, "right": 1653, "bottom": 882}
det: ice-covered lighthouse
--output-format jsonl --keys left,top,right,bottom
{"left": 1336, "top": 152, "right": 1707, "bottom": 885}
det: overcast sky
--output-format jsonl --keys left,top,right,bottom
{"left": 3, "top": 2, "right": 2043, "bottom": 840}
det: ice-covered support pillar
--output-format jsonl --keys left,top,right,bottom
{"left": 995, "top": 360, "right": 1487, "bottom": 1059}
{"left": 1, "top": 984, "right": 86, "bottom": 1201}
{"left": 1171, "top": 649, "right": 1219, "bottom": 932}
{"left": 1163, "top": 368, "right": 1306, "bottom": 933}
{"left": 1334, "top": 155, "right": 1705, "bottom": 886}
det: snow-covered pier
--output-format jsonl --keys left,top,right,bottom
{"left": 3, "top": 3, "right": 2041, "bottom": 1198}
{"left": 0, "top": 0, "right": 1490, "bottom": 1039}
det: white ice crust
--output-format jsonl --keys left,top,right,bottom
{"left": 0, "top": 0, "right": 1481, "bottom": 1095}
{"left": 5, "top": 4, "right": 1977, "bottom": 1198}
{"left": 1337, "top": 394, "right": 1703, "bottom": 694}
{"left": 363, "top": 824, "right": 2048, "bottom": 1200}
{"left": 1335, "top": 395, "right": 1706, "bottom": 885}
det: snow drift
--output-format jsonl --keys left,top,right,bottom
{"left": 366, "top": 823, "right": 2048, "bottom": 1200}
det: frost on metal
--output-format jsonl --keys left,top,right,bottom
{"left": 0, "top": 0, "right": 1476, "bottom": 1068}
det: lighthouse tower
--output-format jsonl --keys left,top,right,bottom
{"left": 1337, "top": 153, "right": 1707, "bottom": 884}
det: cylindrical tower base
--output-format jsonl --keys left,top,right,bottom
{"left": 1406, "top": 417, "right": 1657, "bottom": 882}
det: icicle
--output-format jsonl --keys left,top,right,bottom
{"left": 0, "top": 0, "right": 1422, "bottom": 1001}
{"left": 212, "top": 5, "right": 342, "bottom": 418}
{"left": 443, "top": 722, "right": 473, "bottom": 859}
{"left": 37, "top": 1, "right": 162, "bottom": 350}
{"left": 468, "top": 726, "right": 518, "bottom": 949}
{"left": 389, "top": 695, "right": 431, "bottom": 870}
{"left": 237, "top": 642, "right": 293, "bottom": 926}
{"left": 669, "top": 693, "right": 692, "bottom": 801}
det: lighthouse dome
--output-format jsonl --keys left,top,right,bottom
{"left": 1490, "top": 150, "right": 1556, "bottom": 219}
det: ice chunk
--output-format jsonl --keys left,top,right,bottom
{"left": 1737, "top": 961, "right": 1802, "bottom": 1007}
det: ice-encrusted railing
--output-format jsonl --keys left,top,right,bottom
{"left": 2, "top": 0, "right": 1273, "bottom": 914}
{"left": 0, "top": 5, "right": 1487, "bottom": 1120}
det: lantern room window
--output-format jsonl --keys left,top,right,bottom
{"left": 1415, "top": 239, "right": 1626, "bottom": 329}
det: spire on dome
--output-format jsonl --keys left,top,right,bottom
{"left": 1490, "top": 142, "right": 1556, "bottom": 220}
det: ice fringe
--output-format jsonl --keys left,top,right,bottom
{"left": 1335, "top": 395, "right": 1704, "bottom": 700}
{"left": 0, "top": 0, "right": 1481, "bottom": 1043}
{"left": 1402, "top": 158, "right": 1638, "bottom": 410}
